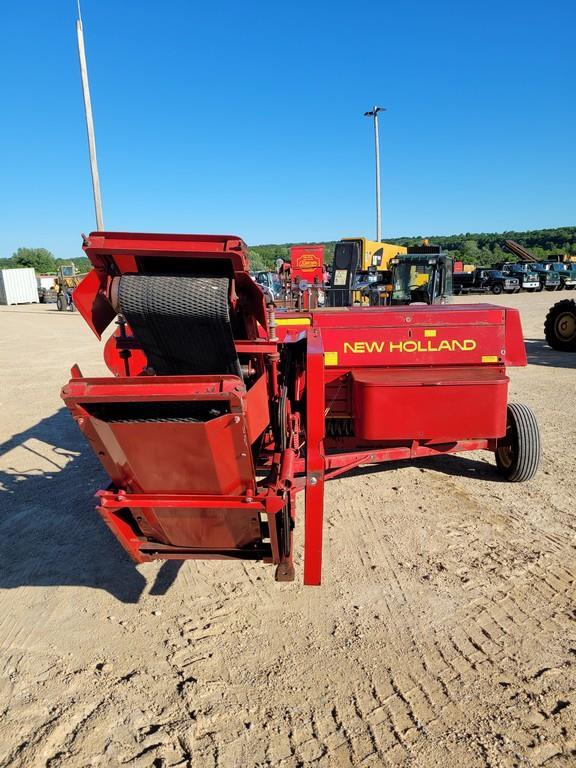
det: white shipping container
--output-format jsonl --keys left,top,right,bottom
{"left": 0, "top": 268, "right": 39, "bottom": 305}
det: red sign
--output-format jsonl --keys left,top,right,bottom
{"left": 290, "top": 245, "right": 324, "bottom": 284}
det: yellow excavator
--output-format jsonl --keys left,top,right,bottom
{"left": 55, "top": 264, "right": 88, "bottom": 311}
{"left": 327, "top": 237, "right": 452, "bottom": 306}
{"left": 328, "top": 237, "right": 407, "bottom": 306}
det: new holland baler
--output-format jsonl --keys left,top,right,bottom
{"left": 62, "top": 231, "right": 540, "bottom": 585}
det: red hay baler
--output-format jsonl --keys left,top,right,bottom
{"left": 62, "top": 232, "right": 540, "bottom": 584}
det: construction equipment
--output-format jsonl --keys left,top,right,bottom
{"left": 388, "top": 246, "right": 453, "bottom": 305}
{"left": 278, "top": 245, "right": 326, "bottom": 310}
{"left": 328, "top": 237, "right": 407, "bottom": 306}
{"left": 55, "top": 264, "right": 87, "bottom": 311}
{"left": 503, "top": 240, "right": 538, "bottom": 263}
{"left": 62, "top": 230, "right": 540, "bottom": 585}
{"left": 544, "top": 300, "right": 576, "bottom": 351}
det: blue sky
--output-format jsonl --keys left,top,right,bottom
{"left": 0, "top": 0, "right": 574, "bottom": 259}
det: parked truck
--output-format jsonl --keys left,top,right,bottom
{"left": 498, "top": 263, "right": 541, "bottom": 292}
{"left": 529, "top": 263, "right": 561, "bottom": 291}
{"left": 453, "top": 268, "right": 520, "bottom": 296}
{"left": 545, "top": 262, "right": 576, "bottom": 290}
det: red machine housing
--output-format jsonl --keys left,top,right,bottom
{"left": 63, "top": 232, "right": 529, "bottom": 585}
{"left": 289, "top": 245, "right": 325, "bottom": 286}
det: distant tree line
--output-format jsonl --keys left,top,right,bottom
{"left": 249, "top": 226, "right": 576, "bottom": 270}
{"left": 0, "top": 248, "right": 90, "bottom": 274}
{"left": 2, "top": 226, "right": 575, "bottom": 274}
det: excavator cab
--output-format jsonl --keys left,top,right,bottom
{"left": 390, "top": 247, "right": 453, "bottom": 305}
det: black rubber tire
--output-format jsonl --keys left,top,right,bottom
{"left": 565, "top": 285, "right": 575, "bottom": 291}
{"left": 491, "top": 284, "right": 503, "bottom": 295}
{"left": 56, "top": 294, "right": 66, "bottom": 311}
{"left": 545, "top": 285, "right": 557, "bottom": 291}
{"left": 544, "top": 299, "right": 576, "bottom": 352}
{"left": 496, "top": 403, "right": 540, "bottom": 482}
{"left": 526, "top": 288, "right": 536, "bottom": 293}
{"left": 536, "top": 284, "right": 544, "bottom": 292}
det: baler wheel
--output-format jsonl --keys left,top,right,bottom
{"left": 544, "top": 299, "right": 576, "bottom": 352}
{"left": 496, "top": 403, "right": 540, "bottom": 482}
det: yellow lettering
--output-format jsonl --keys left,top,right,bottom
{"left": 343, "top": 337, "right": 478, "bottom": 355}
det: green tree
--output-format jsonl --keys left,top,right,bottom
{"left": 247, "top": 249, "right": 267, "bottom": 271}
{"left": 12, "top": 247, "right": 56, "bottom": 273}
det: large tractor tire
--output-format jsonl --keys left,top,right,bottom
{"left": 496, "top": 403, "right": 540, "bottom": 482}
{"left": 56, "top": 293, "right": 66, "bottom": 311}
{"left": 544, "top": 299, "right": 576, "bottom": 352}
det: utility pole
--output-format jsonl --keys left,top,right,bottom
{"left": 364, "top": 106, "right": 386, "bottom": 242}
{"left": 76, "top": 1, "right": 104, "bottom": 230}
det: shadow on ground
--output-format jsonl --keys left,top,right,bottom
{"left": 524, "top": 338, "right": 576, "bottom": 368}
{"left": 0, "top": 408, "right": 181, "bottom": 603}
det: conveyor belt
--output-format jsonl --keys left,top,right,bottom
{"left": 117, "top": 274, "right": 242, "bottom": 377}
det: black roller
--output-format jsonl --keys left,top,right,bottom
{"left": 117, "top": 274, "right": 241, "bottom": 377}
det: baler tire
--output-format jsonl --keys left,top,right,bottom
{"left": 544, "top": 299, "right": 576, "bottom": 351}
{"left": 496, "top": 402, "right": 540, "bottom": 482}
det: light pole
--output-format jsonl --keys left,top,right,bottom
{"left": 364, "top": 106, "right": 386, "bottom": 242}
{"left": 76, "top": 0, "right": 105, "bottom": 230}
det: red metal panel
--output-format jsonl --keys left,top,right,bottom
{"left": 133, "top": 504, "right": 262, "bottom": 550}
{"left": 504, "top": 308, "right": 528, "bottom": 366}
{"left": 84, "top": 231, "right": 250, "bottom": 272}
{"left": 73, "top": 269, "right": 116, "bottom": 339}
{"left": 62, "top": 375, "right": 258, "bottom": 496}
{"left": 352, "top": 367, "right": 508, "bottom": 441}
{"left": 319, "top": 322, "right": 506, "bottom": 369}
{"left": 290, "top": 245, "right": 325, "bottom": 285}
{"left": 303, "top": 329, "right": 326, "bottom": 586}
{"left": 88, "top": 415, "right": 254, "bottom": 495}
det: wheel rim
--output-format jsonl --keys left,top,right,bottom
{"left": 555, "top": 312, "right": 576, "bottom": 342}
{"left": 497, "top": 420, "right": 515, "bottom": 469}
{"left": 497, "top": 442, "right": 514, "bottom": 469}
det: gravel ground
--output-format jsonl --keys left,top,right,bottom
{"left": 0, "top": 291, "right": 575, "bottom": 768}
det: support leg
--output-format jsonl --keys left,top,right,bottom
{"left": 303, "top": 329, "right": 326, "bottom": 586}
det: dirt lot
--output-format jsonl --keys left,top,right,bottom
{"left": 0, "top": 291, "right": 575, "bottom": 768}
